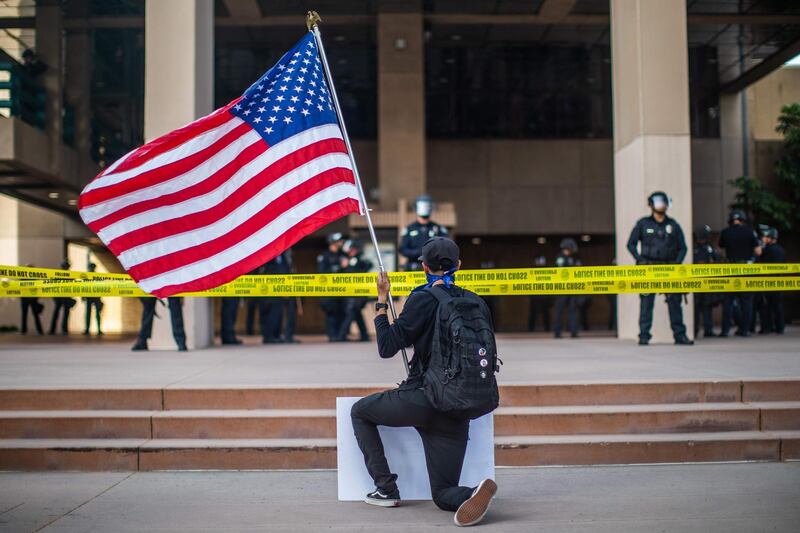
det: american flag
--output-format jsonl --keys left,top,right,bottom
{"left": 78, "top": 33, "right": 362, "bottom": 297}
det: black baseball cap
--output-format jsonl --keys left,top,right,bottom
{"left": 419, "top": 237, "right": 460, "bottom": 271}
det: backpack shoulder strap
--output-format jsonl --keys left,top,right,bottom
{"left": 423, "top": 285, "right": 456, "bottom": 306}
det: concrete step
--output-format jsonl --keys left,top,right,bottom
{"left": 1, "top": 431, "right": 798, "bottom": 471}
{"left": 2, "top": 402, "right": 798, "bottom": 439}
{"left": 6, "top": 379, "right": 799, "bottom": 411}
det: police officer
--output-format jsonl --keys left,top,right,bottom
{"left": 83, "top": 262, "right": 104, "bottom": 336}
{"left": 132, "top": 297, "right": 187, "bottom": 351}
{"left": 719, "top": 210, "right": 761, "bottom": 337}
{"left": 759, "top": 227, "right": 785, "bottom": 334}
{"left": 49, "top": 260, "right": 75, "bottom": 335}
{"left": 399, "top": 195, "right": 448, "bottom": 271}
{"left": 693, "top": 225, "right": 720, "bottom": 338}
{"left": 626, "top": 191, "right": 693, "bottom": 346}
{"left": 528, "top": 256, "right": 551, "bottom": 332}
{"left": 336, "top": 239, "right": 373, "bottom": 342}
{"left": 318, "top": 232, "right": 346, "bottom": 341}
{"left": 553, "top": 239, "right": 579, "bottom": 339}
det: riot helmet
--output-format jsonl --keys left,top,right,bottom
{"left": 647, "top": 191, "right": 670, "bottom": 213}
{"left": 728, "top": 209, "right": 746, "bottom": 225}
{"left": 326, "top": 232, "right": 344, "bottom": 245}
{"left": 694, "top": 224, "right": 712, "bottom": 242}
{"left": 559, "top": 238, "right": 578, "bottom": 254}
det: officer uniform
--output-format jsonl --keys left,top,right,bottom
{"left": 693, "top": 227, "right": 720, "bottom": 337}
{"left": 132, "top": 297, "right": 187, "bottom": 351}
{"left": 49, "top": 261, "right": 75, "bottom": 335}
{"left": 261, "top": 252, "right": 290, "bottom": 343}
{"left": 318, "top": 237, "right": 345, "bottom": 341}
{"left": 399, "top": 221, "right": 448, "bottom": 271}
{"left": 400, "top": 194, "right": 448, "bottom": 271}
{"left": 337, "top": 241, "right": 373, "bottom": 341}
{"left": 220, "top": 297, "right": 241, "bottom": 344}
{"left": 20, "top": 296, "right": 44, "bottom": 334}
{"left": 760, "top": 230, "right": 786, "bottom": 334}
{"left": 553, "top": 247, "right": 579, "bottom": 338}
{"left": 718, "top": 213, "right": 760, "bottom": 337}
{"left": 626, "top": 212, "right": 690, "bottom": 344}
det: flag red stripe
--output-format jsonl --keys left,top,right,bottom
{"left": 125, "top": 169, "right": 356, "bottom": 281}
{"left": 85, "top": 137, "right": 269, "bottom": 234}
{"left": 147, "top": 198, "right": 360, "bottom": 298}
{"left": 104, "top": 138, "right": 349, "bottom": 252}
{"left": 91, "top": 100, "right": 242, "bottom": 182}
{"left": 80, "top": 122, "right": 253, "bottom": 209}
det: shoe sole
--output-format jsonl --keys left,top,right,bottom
{"left": 364, "top": 497, "right": 399, "bottom": 508}
{"left": 454, "top": 478, "right": 497, "bottom": 527}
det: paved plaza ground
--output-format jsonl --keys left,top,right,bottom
{"left": 1, "top": 329, "right": 798, "bottom": 531}
{"left": 1, "top": 463, "right": 799, "bottom": 532}
{"left": 0, "top": 328, "right": 797, "bottom": 388}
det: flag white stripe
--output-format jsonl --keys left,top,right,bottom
{"left": 118, "top": 152, "right": 353, "bottom": 268}
{"left": 96, "top": 124, "right": 346, "bottom": 243}
{"left": 81, "top": 116, "right": 245, "bottom": 194}
{"left": 81, "top": 130, "right": 262, "bottom": 225}
{"left": 137, "top": 182, "right": 360, "bottom": 293}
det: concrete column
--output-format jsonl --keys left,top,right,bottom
{"left": 377, "top": 3, "right": 425, "bottom": 209}
{"left": 64, "top": 0, "right": 94, "bottom": 186}
{"left": 611, "top": 0, "right": 694, "bottom": 342}
{"left": 143, "top": 0, "right": 213, "bottom": 350}
{"left": 35, "top": 0, "right": 63, "bottom": 176}
{"left": 718, "top": 93, "right": 745, "bottom": 227}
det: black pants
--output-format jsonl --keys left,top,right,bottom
{"left": 338, "top": 298, "right": 368, "bottom": 341}
{"left": 553, "top": 296, "right": 577, "bottom": 337}
{"left": 320, "top": 298, "right": 345, "bottom": 341}
{"left": 138, "top": 297, "right": 186, "bottom": 347}
{"left": 761, "top": 292, "right": 785, "bottom": 334}
{"left": 245, "top": 298, "right": 260, "bottom": 335}
{"left": 20, "top": 298, "right": 43, "bottom": 334}
{"left": 693, "top": 294, "right": 714, "bottom": 336}
{"left": 84, "top": 298, "right": 102, "bottom": 334}
{"left": 351, "top": 386, "right": 474, "bottom": 512}
{"left": 49, "top": 298, "right": 72, "bottom": 334}
{"left": 284, "top": 298, "right": 297, "bottom": 340}
{"left": 639, "top": 293, "right": 687, "bottom": 341}
{"left": 259, "top": 298, "right": 283, "bottom": 341}
{"left": 527, "top": 296, "right": 550, "bottom": 332}
{"left": 721, "top": 293, "right": 753, "bottom": 335}
{"left": 220, "top": 297, "right": 240, "bottom": 342}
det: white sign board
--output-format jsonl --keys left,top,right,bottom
{"left": 336, "top": 396, "right": 495, "bottom": 501}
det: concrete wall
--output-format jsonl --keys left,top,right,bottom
{"left": 343, "top": 138, "right": 731, "bottom": 238}
{"left": 747, "top": 67, "right": 800, "bottom": 142}
{"left": 426, "top": 139, "right": 615, "bottom": 235}
{"left": 0, "top": 197, "right": 65, "bottom": 330}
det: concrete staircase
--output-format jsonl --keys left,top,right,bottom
{"left": 0, "top": 380, "right": 798, "bottom": 471}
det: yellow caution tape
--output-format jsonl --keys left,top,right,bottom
{"left": 0, "top": 274, "right": 798, "bottom": 298}
{"left": 2, "top": 262, "right": 799, "bottom": 283}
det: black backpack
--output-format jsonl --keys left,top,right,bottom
{"left": 422, "top": 286, "right": 501, "bottom": 420}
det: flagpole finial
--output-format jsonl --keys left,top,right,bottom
{"left": 306, "top": 11, "right": 321, "bottom": 31}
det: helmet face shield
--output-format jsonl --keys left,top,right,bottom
{"left": 651, "top": 195, "right": 668, "bottom": 212}
{"left": 416, "top": 199, "right": 433, "bottom": 218}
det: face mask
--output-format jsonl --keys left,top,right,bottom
{"left": 425, "top": 267, "right": 457, "bottom": 288}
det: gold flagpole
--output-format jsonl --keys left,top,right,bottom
{"left": 307, "top": 11, "right": 411, "bottom": 376}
